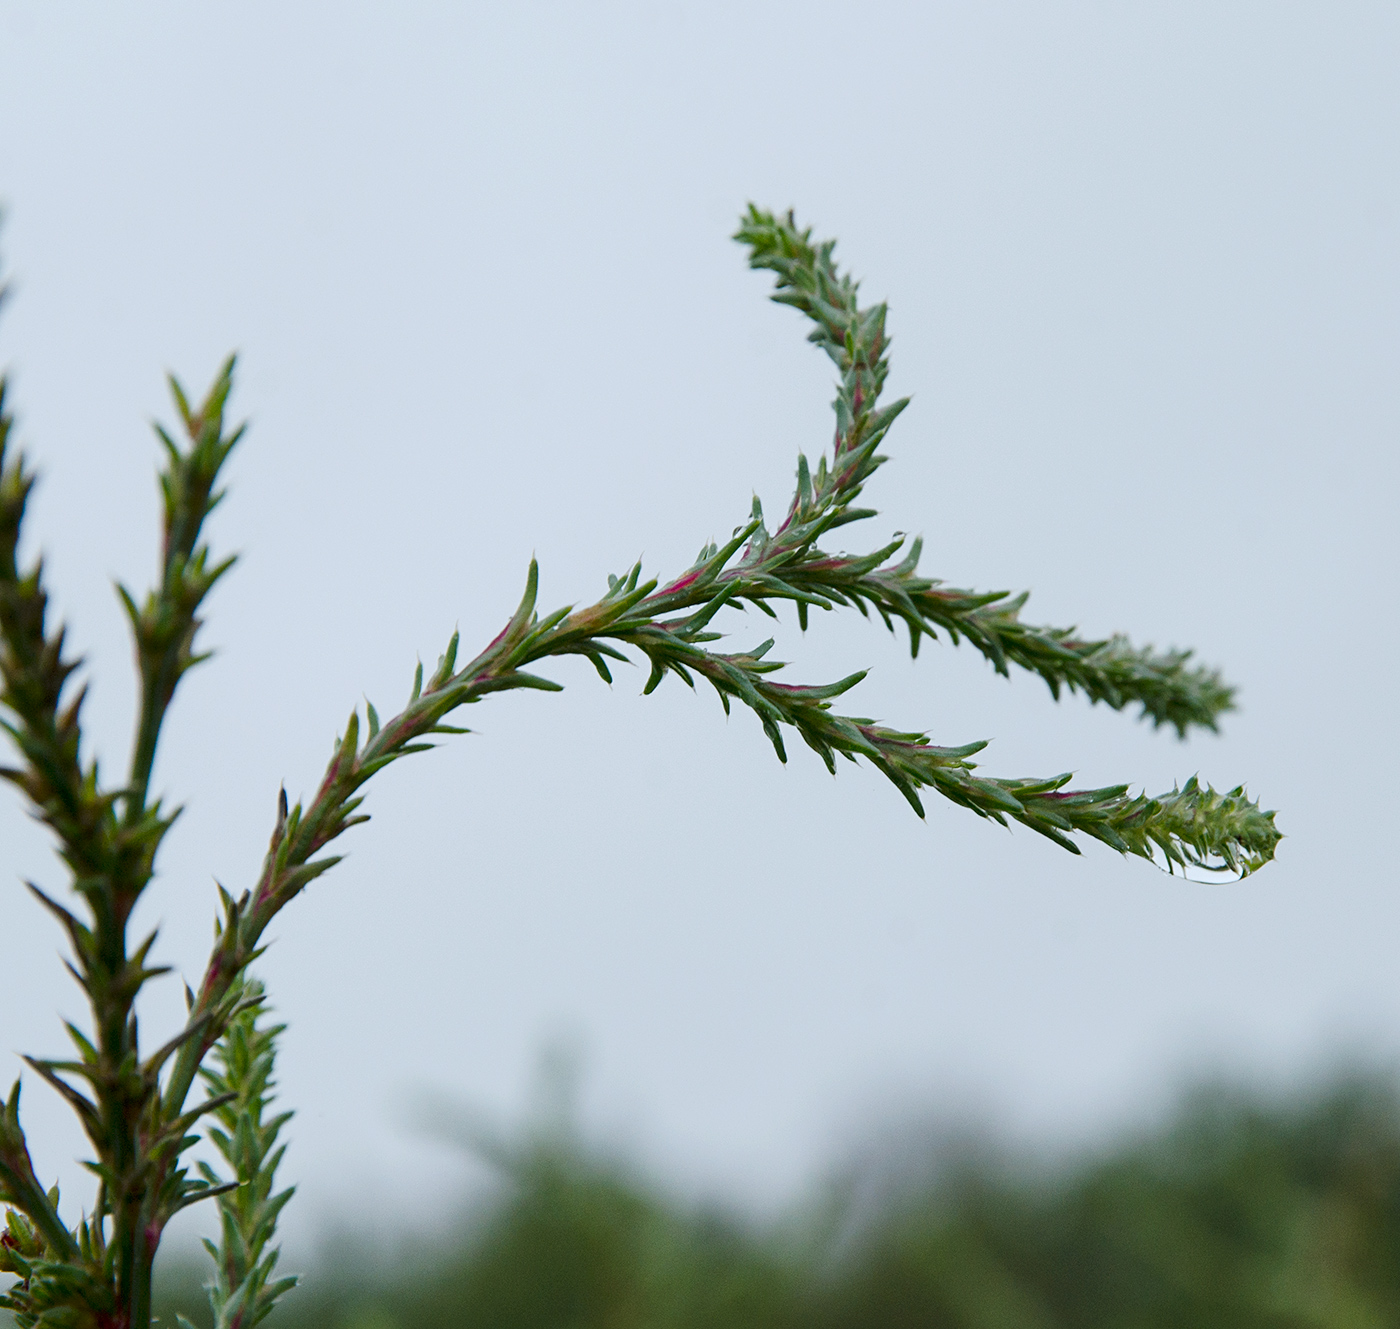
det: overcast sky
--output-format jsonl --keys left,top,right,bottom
{"left": 1, "top": 2, "right": 1397, "bottom": 1251}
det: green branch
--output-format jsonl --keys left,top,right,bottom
{"left": 0, "top": 363, "right": 245, "bottom": 1329}
{"left": 157, "top": 210, "right": 1278, "bottom": 1120}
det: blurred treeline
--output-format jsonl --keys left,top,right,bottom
{"left": 137, "top": 1070, "right": 1400, "bottom": 1329}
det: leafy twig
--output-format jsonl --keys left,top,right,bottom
{"left": 177, "top": 980, "right": 296, "bottom": 1329}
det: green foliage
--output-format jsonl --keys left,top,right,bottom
{"left": 148, "top": 1073, "right": 1400, "bottom": 1329}
{"left": 0, "top": 208, "right": 1278, "bottom": 1328}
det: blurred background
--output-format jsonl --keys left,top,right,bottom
{"left": 0, "top": 2, "right": 1397, "bottom": 1322}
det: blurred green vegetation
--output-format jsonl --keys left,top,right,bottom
{"left": 131, "top": 1070, "right": 1400, "bottom": 1329}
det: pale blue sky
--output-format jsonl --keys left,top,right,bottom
{"left": 0, "top": 3, "right": 1396, "bottom": 1248}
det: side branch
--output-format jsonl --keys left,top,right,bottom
{"left": 598, "top": 598, "right": 1276, "bottom": 876}
{"left": 120, "top": 356, "right": 242, "bottom": 822}
{"left": 786, "top": 539, "right": 1233, "bottom": 736}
